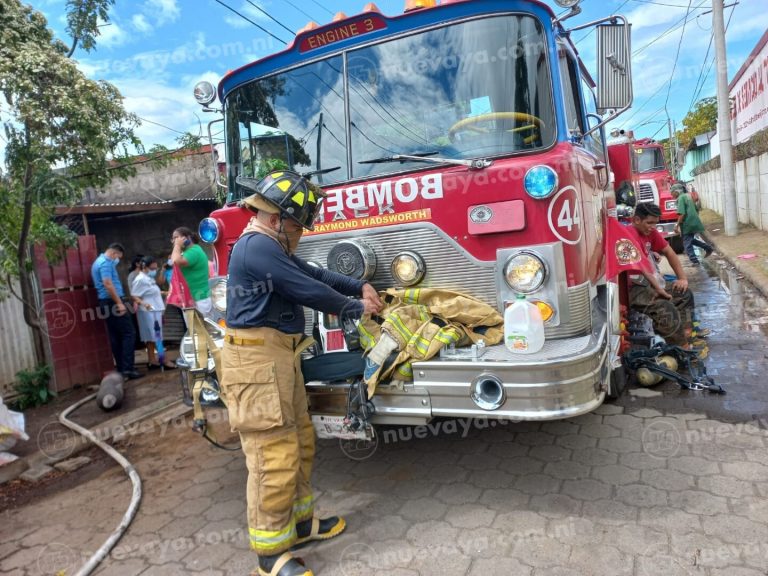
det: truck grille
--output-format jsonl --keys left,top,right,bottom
{"left": 296, "top": 225, "right": 592, "bottom": 339}
{"left": 637, "top": 182, "right": 655, "bottom": 203}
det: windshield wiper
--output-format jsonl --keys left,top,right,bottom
{"left": 301, "top": 166, "right": 341, "bottom": 179}
{"left": 359, "top": 152, "right": 492, "bottom": 170}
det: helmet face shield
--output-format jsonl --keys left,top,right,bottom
{"left": 237, "top": 171, "right": 326, "bottom": 230}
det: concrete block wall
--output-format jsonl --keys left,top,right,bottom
{"left": 694, "top": 151, "right": 768, "bottom": 231}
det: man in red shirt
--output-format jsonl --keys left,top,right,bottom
{"left": 625, "top": 203, "right": 695, "bottom": 345}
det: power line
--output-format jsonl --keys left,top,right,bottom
{"left": 633, "top": 0, "right": 708, "bottom": 56}
{"left": 688, "top": 35, "right": 714, "bottom": 109}
{"left": 689, "top": 2, "right": 736, "bottom": 106}
{"left": 278, "top": 0, "right": 320, "bottom": 23}
{"left": 574, "top": 0, "right": 632, "bottom": 44}
{"left": 306, "top": 0, "right": 334, "bottom": 17}
{"left": 212, "top": 0, "right": 288, "bottom": 44}
{"left": 621, "top": 84, "right": 667, "bottom": 126}
{"left": 244, "top": 0, "right": 295, "bottom": 36}
{"left": 663, "top": 0, "right": 693, "bottom": 111}
{"left": 137, "top": 116, "right": 188, "bottom": 135}
{"left": 628, "top": 0, "right": 706, "bottom": 7}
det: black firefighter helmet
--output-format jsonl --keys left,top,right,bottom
{"left": 238, "top": 170, "right": 326, "bottom": 230}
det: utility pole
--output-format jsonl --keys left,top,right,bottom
{"left": 667, "top": 117, "right": 677, "bottom": 179}
{"left": 712, "top": 0, "right": 738, "bottom": 236}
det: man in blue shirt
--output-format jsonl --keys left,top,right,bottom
{"left": 91, "top": 243, "right": 141, "bottom": 379}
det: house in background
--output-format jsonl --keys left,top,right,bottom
{"left": 681, "top": 130, "right": 718, "bottom": 183}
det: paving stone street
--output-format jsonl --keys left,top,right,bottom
{"left": 2, "top": 255, "right": 768, "bottom": 576}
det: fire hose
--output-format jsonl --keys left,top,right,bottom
{"left": 59, "top": 393, "right": 142, "bottom": 576}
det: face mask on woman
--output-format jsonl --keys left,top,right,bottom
{"left": 148, "top": 269, "right": 158, "bottom": 278}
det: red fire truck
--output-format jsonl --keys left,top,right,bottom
{"left": 608, "top": 130, "right": 683, "bottom": 252}
{"left": 181, "top": 0, "right": 635, "bottom": 436}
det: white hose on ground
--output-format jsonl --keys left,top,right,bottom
{"left": 59, "top": 393, "right": 143, "bottom": 576}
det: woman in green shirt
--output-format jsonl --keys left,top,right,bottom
{"left": 171, "top": 227, "right": 212, "bottom": 314}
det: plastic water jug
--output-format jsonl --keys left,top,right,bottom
{"left": 504, "top": 294, "right": 545, "bottom": 354}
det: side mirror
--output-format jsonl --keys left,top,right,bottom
{"left": 596, "top": 20, "right": 633, "bottom": 114}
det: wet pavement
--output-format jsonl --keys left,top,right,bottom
{"left": 2, "top": 255, "right": 768, "bottom": 576}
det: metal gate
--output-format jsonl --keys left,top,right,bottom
{"left": 34, "top": 236, "right": 115, "bottom": 392}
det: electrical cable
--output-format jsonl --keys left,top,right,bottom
{"left": 278, "top": 0, "right": 319, "bottom": 22}
{"left": 306, "top": 0, "right": 334, "bottom": 17}
{"left": 688, "top": 35, "right": 714, "bottom": 108}
{"left": 621, "top": 84, "right": 668, "bottom": 126}
{"left": 633, "top": 0, "right": 708, "bottom": 56}
{"left": 574, "top": 0, "right": 631, "bottom": 44}
{"left": 689, "top": 2, "right": 736, "bottom": 106}
{"left": 244, "top": 0, "right": 296, "bottom": 36}
{"left": 212, "top": 0, "right": 288, "bottom": 44}
{"left": 59, "top": 394, "right": 142, "bottom": 576}
{"left": 628, "top": 0, "right": 706, "bottom": 7}
{"left": 663, "top": 0, "right": 693, "bottom": 111}
{"left": 137, "top": 116, "right": 188, "bottom": 135}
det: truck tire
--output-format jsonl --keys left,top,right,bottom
{"left": 668, "top": 235, "right": 684, "bottom": 254}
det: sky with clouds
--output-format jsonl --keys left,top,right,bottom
{"left": 27, "top": 0, "right": 768, "bottom": 152}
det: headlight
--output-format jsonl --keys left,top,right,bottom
{"left": 193, "top": 81, "right": 216, "bottom": 106}
{"left": 391, "top": 251, "right": 425, "bottom": 286}
{"left": 665, "top": 200, "right": 677, "bottom": 211}
{"left": 211, "top": 278, "right": 227, "bottom": 312}
{"left": 524, "top": 165, "right": 558, "bottom": 199}
{"left": 199, "top": 218, "right": 220, "bottom": 244}
{"left": 503, "top": 252, "right": 546, "bottom": 293}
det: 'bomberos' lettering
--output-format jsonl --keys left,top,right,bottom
{"left": 317, "top": 174, "right": 443, "bottom": 222}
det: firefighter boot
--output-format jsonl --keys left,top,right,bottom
{"left": 255, "top": 552, "right": 312, "bottom": 576}
{"left": 294, "top": 516, "right": 347, "bottom": 547}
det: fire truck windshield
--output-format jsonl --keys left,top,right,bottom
{"left": 224, "top": 14, "right": 554, "bottom": 202}
{"left": 634, "top": 147, "right": 667, "bottom": 173}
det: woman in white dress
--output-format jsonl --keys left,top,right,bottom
{"left": 131, "top": 256, "right": 176, "bottom": 369}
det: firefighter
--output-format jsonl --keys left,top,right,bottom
{"left": 222, "top": 170, "right": 382, "bottom": 576}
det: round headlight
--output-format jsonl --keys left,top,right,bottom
{"left": 199, "top": 218, "right": 220, "bottom": 244}
{"left": 391, "top": 251, "right": 425, "bottom": 286}
{"left": 554, "top": 0, "right": 579, "bottom": 7}
{"left": 327, "top": 240, "right": 376, "bottom": 280}
{"left": 211, "top": 278, "right": 227, "bottom": 312}
{"left": 193, "top": 81, "right": 216, "bottom": 106}
{"left": 503, "top": 252, "right": 547, "bottom": 293}
{"left": 524, "top": 165, "right": 558, "bottom": 199}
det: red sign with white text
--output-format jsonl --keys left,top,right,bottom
{"left": 299, "top": 16, "right": 387, "bottom": 53}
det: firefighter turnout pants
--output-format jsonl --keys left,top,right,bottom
{"left": 220, "top": 326, "right": 315, "bottom": 556}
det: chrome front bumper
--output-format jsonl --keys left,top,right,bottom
{"left": 307, "top": 320, "right": 611, "bottom": 425}
{"left": 656, "top": 222, "right": 678, "bottom": 238}
{"left": 182, "top": 316, "right": 612, "bottom": 424}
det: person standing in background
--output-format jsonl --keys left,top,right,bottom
{"left": 126, "top": 254, "right": 144, "bottom": 299}
{"left": 91, "top": 243, "right": 141, "bottom": 380}
{"left": 171, "top": 227, "right": 211, "bottom": 315}
{"left": 131, "top": 256, "right": 177, "bottom": 370}
{"left": 671, "top": 183, "right": 713, "bottom": 265}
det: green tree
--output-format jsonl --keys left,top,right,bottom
{"left": 677, "top": 97, "right": 718, "bottom": 151}
{"left": 0, "top": 0, "right": 141, "bottom": 364}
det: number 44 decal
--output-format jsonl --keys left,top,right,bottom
{"left": 557, "top": 198, "right": 581, "bottom": 231}
{"left": 547, "top": 186, "right": 583, "bottom": 245}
